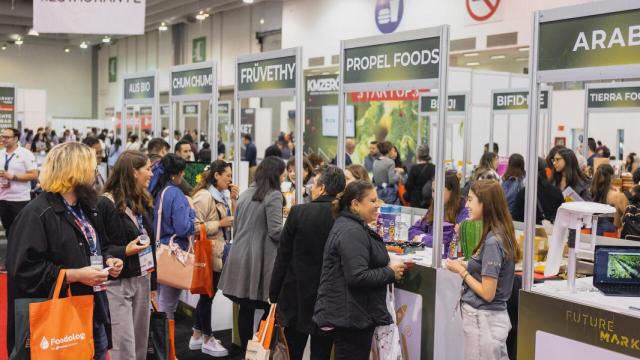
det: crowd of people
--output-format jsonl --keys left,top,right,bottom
{"left": 2, "top": 123, "right": 640, "bottom": 360}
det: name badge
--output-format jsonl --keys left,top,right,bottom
{"left": 139, "top": 247, "right": 155, "bottom": 276}
{"left": 90, "top": 255, "right": 107, "bottom": 292}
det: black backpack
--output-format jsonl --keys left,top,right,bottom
{"left": 621, "top": 203, "right": 640, "bottom": 241}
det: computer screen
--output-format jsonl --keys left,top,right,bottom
{"left": 594, "top": 246, "right": 640, "bottom": 284}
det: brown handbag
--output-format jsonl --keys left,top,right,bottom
{"left": 155, "top": 187, "right": 195, "bottom": 290}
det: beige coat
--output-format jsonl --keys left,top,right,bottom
{"left": 192, "top": 188, "right": 234, "bottom": 272}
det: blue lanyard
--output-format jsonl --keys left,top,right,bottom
{"left": 136, "top": 214, "right": 147, "bottom": 236}
{"left": 4, "top": 152, "right": 15, "bottom": 171}
{"left": 63, "top": 199, "right": 98, "bottom": 255}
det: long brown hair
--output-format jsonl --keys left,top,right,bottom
{"left": 470, "top": 180, "right": 521, "bottom": 262}
{"left": 590, "top": 163, "right": 614, "bottom": 204}
{"left": 103, "top": 150, "right": 153, "bottom": 215}
{"left": 426, "top": 171, "right": 461, "bottom": 224}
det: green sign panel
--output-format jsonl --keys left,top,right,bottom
{"left": 492, "top": 90, "right": 549, "bottom": 111}
{"left": 588, "top": 86, "right": 640, "bottom": 109}
{"left": 0, "top": 86, "right": 15, "bottom": 129}
{"left": 171, "top": 67, "right": 213, "bottom": 96}
{"left": 237, "top": 56, "right": 296, "bottom": 92}
{"left": 183, "top": 104, "right": 199, "bottom": 115}
{"left": 124, "top": 76, "right": 155, "bottom": 100}
{"left": 218, "top": 102, "right": 230, "bottom": 116}
{"left": 343, "top": 37, "right": 440, "bottom": 85}
{"left": 420, "top": 94, "right": 466, "bottom": 113}
{"left": 538, "top": 9, "right": 640, "bottom": 71}
{"left": 109, "top": 57, "right": 117, "bottom": 83}
{"left": 192, "top": 37, "right": 206, "bottom": 63}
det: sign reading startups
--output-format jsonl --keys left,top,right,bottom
{"left": 0, "top": 86, "right": 16, "bottom": 129}
{"left": 588, "top": 86, "right": 640, "bottom": 109}
{"left": 171, "top": 67, "right": 213, "bottom": 97}
{"left": 124, "top": 76, "right": 154, "bottom": 100}
{"left": 237, "top": 56, "right": 296, "bottom": 92}
{"left": 538, "top": 8, "right": 640, "bottom": 71}
{"left": 492, "top": 90, "right": 549, "bottom": 111}
{"left": 34, "top": 0, "right": 146, "bottom": 35}
{"left": 421, "top": 94, "right": 466, "bottom": 113}
{"left": 343, "top": 37, "right": 440, "bottom": 85}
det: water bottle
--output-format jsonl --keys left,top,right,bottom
{"left": 393, "top": 206, "right": 408, "bottom": 242}
{"left": 378, "top": 205, "right": 395, "bottom": 242}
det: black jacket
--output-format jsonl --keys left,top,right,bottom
{"left": 404, "top": 162, "right": 435, "bottom": 208}
{"left": 512, "top": 181, "right": 564, "bottom": 224}
{"left": 6, "top": 192, "right": 112, "bottom": 351}
{"left": 269, "top": 195, "right": 335, "bottom": 334}
{"left": 96, "top": 196, "right": 157, "bottom": 290}
{"left": 313, "top": 211, "right": 395, "bottom": 330}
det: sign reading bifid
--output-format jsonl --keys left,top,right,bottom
{"left": 34, "top": 0, "right": 146, "bottom": 35}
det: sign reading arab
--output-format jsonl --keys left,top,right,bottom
{"left": 171, "top": 67, "right": 214, "bottom": 96}
{"left": 588, "top": 86, "right": 640, "bottom": 109}
{"left": 124, "top": 76, "right": 154, "bottom": 100}
{"left": 237, "top": 56, "right": 296, "bottom": 92}
{"left": 34, "top": 0, "right": 146, "bottom": 35}
{"left": 421, "top": 94, "right": 466, "bottom": 113}
{"left": 492, "top": 90, "right": 549, "bottom": 111}
{"left": 538, "top": 8, "right": 640, "bottom": 71}
{"left": 0, "top": 86, "right": 16, "bottom": 129}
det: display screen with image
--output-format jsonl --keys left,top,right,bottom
{"left": 606, "top": 253, "right": 640, "bottom": 280}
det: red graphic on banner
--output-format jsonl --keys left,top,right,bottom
{"left": 351, "top": 89, "right": 428, "bottom": 102}
{"left": 0, "top": 105, "right": 14, "bottom": 111}
{"left": 466, "top": 0, "right": 500, "bottom": 22}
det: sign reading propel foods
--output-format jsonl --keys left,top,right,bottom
{"left": 492, "top": 90, "right": 549, "bottom": 111}
{"left": 171, "top": 67, "right": 213, "bottom": 96}
{"left": 124, "top": 76, "right": 154, "bottom": 100}
{"left": 0, "top": 87, "right": 16, "bottom": 129}
{"left": 344, "top": 37, "right": 440, "bottom": 84}
{"left": 588, "top": 87, "right": 640, "bottom": 109}
{"left": 538, "top": 8, "right": 640, "bottom": 71}
{"left": 421, "top": 95, "right": 466, "bottom": 113}
{"left": 237, "top": 56, "right": 296, "bottom": 92}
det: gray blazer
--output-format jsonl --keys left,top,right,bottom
{"left": 218, "top": 185, "right": 283, "bottom": 302}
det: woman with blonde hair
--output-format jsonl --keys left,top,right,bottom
{"left": 7, "top": 142, "right": 124, "bottom": 359}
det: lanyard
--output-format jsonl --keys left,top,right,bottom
{"left": 62, "top": 199, "right": 98, "bottom": 255}
{"left": 136, "top": 214, "right": 148, "bottom": 236}
{"left": 4, "top": 152, "right": 15, "bottom": 171}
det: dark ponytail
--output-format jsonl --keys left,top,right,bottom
{"left": 151, "top": 153, "right": 186, "bottom": 197}
{"left": 331, "top": 180, "right": 375, "bottom": 216}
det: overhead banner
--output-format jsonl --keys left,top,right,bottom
{"left": 34, "top": 0, "right": 146, "bottom": 35}
{"left": 171, "top": 67, "right": 214, "bottom": 97}
{"left": 124, "top": 76, "right": 155, "bottom": 100}
{"left": 588, "top": 86, "right": 640, "bottom": 109}
{"left": 492, "top": 90, "right": 549, "bottom": 111}
{"left": 0, "top": 86, "right": 16, "bottom": 129}
{"left": 538, "top": 8, "right": 640, "bottom": 72}
{"left": 421, "top": 94, "right": 466, "bottom": 113}
{"left": 237, "top": 56, "right": 297, "bottom": 92}
{"left": 343, "top": 37, "right": 440, "bottom": 85}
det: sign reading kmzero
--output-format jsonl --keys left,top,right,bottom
{"left": 344, "top": 37, "right": 440, "bottom": 84}
{"left": 538, "top": 8, "right": 640, "bottom": 71}
{"left": 588, "top": 86, "right": 640, "bottom": 109}
{"left": 171, "top": 67, "right": 213, "bottom": 96}
{"left": 237, "top": 56, "right": 296, "bottom": 92}
{"left": 124, "top": 76, "right": 154, "bottom": 100}
{"left": 492, "top": 90, "right": 549, "bottom": 111}
{"left": 421, "top": 94, "right": 466, "bottom": 113}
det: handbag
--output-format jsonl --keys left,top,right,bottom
{"left": 147, "top": 300, "right": 176, "bottom": 360}
{"left": 246, "top": 304, "right": 290, "bottom": 360}
{"left": 190, "top": 223, "right": 215, "bottom": 297}
{"left": 155, "top": 187, "right": 195, "bottom": 290}
{"left": 28, "top": 269, "right": 95, "bottom": 360}
{"left": 371, "top": 284, "right": 403, "bottom": 360}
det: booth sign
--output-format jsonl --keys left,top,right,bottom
{"left": 124, "top": 76, "right": 155, "bottom": 100}
{"left": 237, "top": 56, "right": 297, "bottom": 92}
{"left": 421, "top": 94, "right": 466, "bottom": 113}
{"left": 587, "top": 86, "right": 640, "bottom": 109}
{"left": 492, "top": 90, "right": 549, "bottom": 111}
{"left": 0, "top": 86, "right": 16, "bottom": 129}
{"left": 171, "top": 67, "right": 214, "bottom": 96}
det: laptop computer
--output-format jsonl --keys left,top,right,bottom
{"left": 593, "top": 245, "right": 640, "bottom": 297}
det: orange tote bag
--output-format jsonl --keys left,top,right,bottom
{"left": 29, "top": 269, "right": 95, "bottom": 360}
{"left": 190, "top": 224, "right": 215, "bottom": 298}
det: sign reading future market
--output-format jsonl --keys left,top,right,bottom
{"left": 421, "top": 94, "right": 466, "bottom": 113}
{"left": 0, "top": 86, "right": 15, "bottom": 129}
{"left": 588, "top": 86, "right": 640, "bottom": 109}
{"left": 34, "top": 0, "right": 146, "bottom": 35}
{"left": 237, "top": 56, "right": 296, "bottom": 92}
{"left": 171, "top": 67, "right": 214, "bottom": 97}
{"left": 538, "top": 8, "right": 640, "bottom": 72}
{"left": 492, "top": 90, "right": 549, "bottom": 111}
{"left": 343, "top": 37, "right": 440, "bottom": 85}
{"left": 124, "top": 76, "right": 155, "bottom": 100}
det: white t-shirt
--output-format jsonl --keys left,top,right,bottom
{"left": 0, "top": 146, "right": 37, "bottom": 202}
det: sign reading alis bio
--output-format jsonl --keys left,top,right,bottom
{"left": 421, "top": 94, "right": 466, "bottom": 113}
{"left": 0, "top": 86, "right": 16, "bottom": 129}
{"left": 171, "top": 67, "right": 214, "bottom": 96}
{"left": 588, "top": 86, "right": 640, "bottom": 109}
{"left": 343, "top": 37, "right": 440, "bottom": 84}
{"left": 237, "top": 56, "right": 296, "bottom": 92}
{"left": 492, "top": 90, "right": 549, "bottom": 111}
{"left": 124, "top": 76, "right": 154, "bottom": 100}
{"left": 538, "top": 8, "right": 640, "bottom": 71}
{"left": 34, "top": 0, "right": 145, "bottom": 35}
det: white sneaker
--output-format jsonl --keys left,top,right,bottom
{"left": 202, "top": 337, "right": 229, "bottom": 357}
{"left": 189, "top": 335, "right": 203, "bottom": 350}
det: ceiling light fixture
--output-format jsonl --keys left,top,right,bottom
{"left": 463, "top": 52, "right": 479, "bottom": 57}
{"left": 1, "top": 45, "right": 6, "bottom": 50}
{"left": 466, "top": 62, "right": 480, "bottom": 66}
{"left": 259, "top": 18, "right": 265, "bottom": 24}
{"left": 490, "top": 55, "right": 506, "bottom": 60}
{"left": 518, "top": 47, "right": 529, "bottom": 52}
{"left": 80, "top": 41, "right": 88, "bottom": 49}
{"left": 14, "top": 38, "right": 23, "bottom": 45}
{"left": 515, "top": 57, "right": 528, "bottom": 62}
{"left": 158, "top": 22, "right": 168, "bottom": 31}
{"left": 102, "top": 36, "right": 111, "bottom": 43}
{"left": 64, "top": 47, "right": 70, "bottom": 53}
{"left": 243, "top": 0, "right": 254, "bottom": 4}
{"left": 195, "top": 10, "right": 210, "bottom": 21}
{"left": 28, "top": 28, "right": 39, "bottom": 36}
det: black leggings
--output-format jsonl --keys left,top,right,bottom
{"left": 333, "top": 327, "right": 375, "bottom": 360}
{"left": 226, "top": 295, "right": 270, "bottom": 350}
